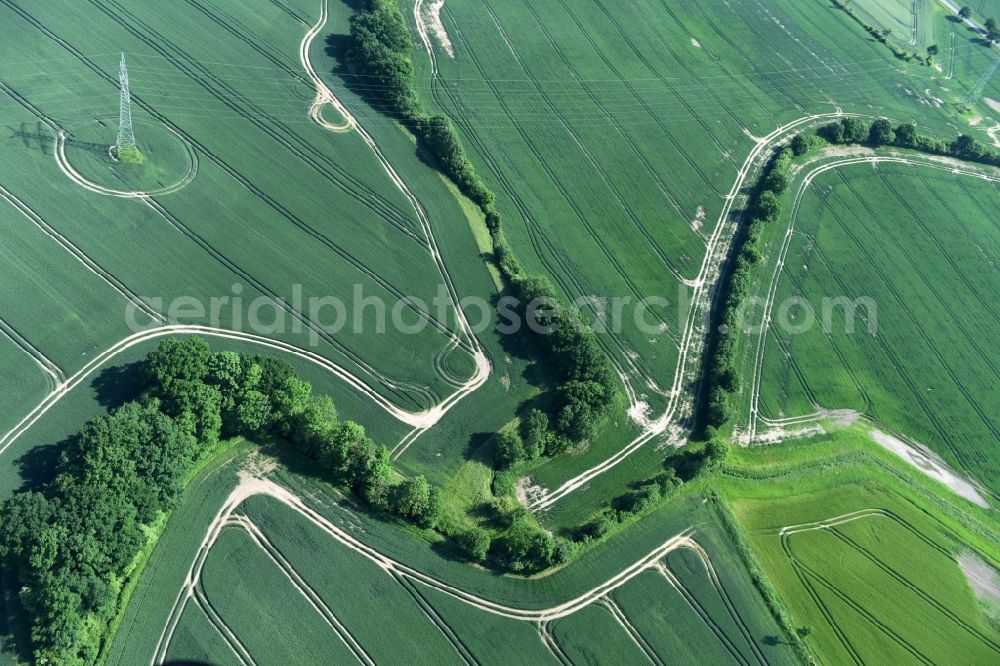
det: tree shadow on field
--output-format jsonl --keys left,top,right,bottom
{"left": 324, "top": 32, "right": 401, "bottom": 120}
{"left": 14, "top": 436, "right": 70, "bottom": 493}
{"left": 336, "top": 0, "right": 366, "bottom": 12}
{"left": 464, "top": 430, "right": 494, "bottom": 460}
{"left": 324, "top": 32, "right": 352, "bottom": 75}
{"left": 91, "top": 361, "right": 148, "bottom": 410}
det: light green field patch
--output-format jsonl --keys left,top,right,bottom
{"left": 786, "top": 515, "right": 1000, "bottom": 664}
{"left": 199, "top": 526, "right": 362, "bottom": 664}
{"left": 162, "top": 604, "right": 241, "bottom": 666}
{"left": 756, "top": 161, "right": 1000, "bottom": 492}
{"left": 726, "top": 441, "right": 1000, "bottom": 666}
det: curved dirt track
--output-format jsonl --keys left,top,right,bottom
{"left": 746, "top": 155, "right": 1000, "bottom": 432}
{"left": 526, "top": 112, "right": 846, "bottom": 510}
{"left": 1, "top": 0, "right": 490, "bottom": 467}
{"left": 152, "top": 472, "right": 702, "bottom": 664}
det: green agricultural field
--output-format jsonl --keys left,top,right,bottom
{"left": 2, "top": 0, "right": 1000, "bottom": 663}
{"left": 161, "top": 604, "right": 241, "bottom": 666}
{"left": 748, "top": 159, "right": 1000, "bottom": 492}
{"left": 549, "top": 604, "right": 649, "bottom": 664}
{"left": 849, "top": 0, "right": 922, "bottom": 45}
{"left": 101, "top": 441, "right": 796, "bottom": 665}
{"left": 398, "top": 0, "right": 990, "bottom": 505}
{"left": 721, "top": 430, "right": 1000, "bottom": 665}
{"left": 0, "top": 341, "right": 50, "bottom": 438}
{"left": 0, "top": 0, "right": 489, "bottom": 420}
{"left": 198, "top": 526, "right": 366, "bottom": 664}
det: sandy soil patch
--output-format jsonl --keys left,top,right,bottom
{"left": 986, "top": 123, "right": 1000, "bottom": 148}
{"left": 754, "top": 423, "right": 826, "bottom": 445}
{"left": 985, "top": 98, "right": 1000, "bottom": 114}
{"left": 416, "top": 0, "right": 455, "bottom": 59}
{"left": 691, "top": 205, "right": 706, "bottom": 233}
{"left": 958, "top": 551, "right": 1000, "bottom": 603}
{"left": 870, "top": 429, "right": 988, "bottom": 507}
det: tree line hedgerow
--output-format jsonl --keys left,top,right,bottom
{"left": 821, "top": 116, "right": 1000, "bottom": 167}
{"left": 0, "top": 334, "right": 596, "bottom": 663}
{"left": 0, "top": 338, "right": 440, "bottom": 664}
{"left": 830, "top": 0, "right": 936, "bottom": 65}
{"left": 347, "top": 0, "right": 618, "bottom": 466}
{"left": 703, "top": 116, "right": 1000, "bottom": 430}
{"left": 702, "top": 135, "right": 810, "bottom": 430}
{"left": 346, "top": 0, "right": 492, "bottom": 208}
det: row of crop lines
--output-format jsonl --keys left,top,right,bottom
{"left": 0, "top": 1, "right": 432, "bottom": 394}
{"left": 765, "top": 161, "right": 998, "bottom": 476}
{"left": 138, "top": 0, "right": 487, "bottom": 368}
{"left": 943, "top": 6, "right": 1000, "bottom": 106}
{"left": 879, "top": 168, "right": 1000, "bottom": 370}
{"left": 768, "top": 239, "right": 875, "bottom": 414}
{"left": 239, "top": 495, "right": 551, "bottom": 666}
{"left": 194, "top": 526, "right": 367, "bottom": 665}
{"left": 233, "top": 496, "right": 477, "bottom": 664}
{"left": 676, "top": 0, "right": 957, "bottom": 136}
{"left": 165, "top": 0, "right": 436, "bottom": 246}
{"left": 760, "top": 0, "right": 953, "bottom": 126}
{"left": 660, "top": 0, "right": 809, "bottom": 120}
{"left": 627, "top": 0, "right": 781, "bottom": 139}
{"left": 0, "top": 167, "right": 146, "bottom": 368}
{"left": 0, "top": 338, "right": 50, "bottom": 437}
{"left": 78, "top": 0, "right": 445, "bottom": 281}
{"left": 431, "top": 3, "right": 684, "bottom": 394}
{"left": 513, "top": 0, "right": 712, "bottom": 278}
{"left": 189, "top": 492, "right": 767, "bottom": 666}
{"left": 762, "top": 178, "right": 971, "bottom": 466}
{"left": 453, "top": 0, "right": 699, "bottom": 294}
{"left": 105, "top": 0, "right": 428, "bottom": 242}
{"left": 0, "top": 1, "right": 475, "bottom": 408}
{"left": 474, "top": 0, "right": 699, "bottom": 356}
{"left": 849, "top": 0, "right": 918, "bottom": 44}
{"left": 437, "top": 0, "right": 764, "bottom": 390}
{"left": 781, "top": 512, "right": 1000, "bottom": 664}
{"left": 163, "top": 602, "right": 243, "bottom": 666}
{"left": 594, "top": 552, "right": 783, "bottom": 666}
{"left": 436, "top": 0, "right": 944, "bottom": 390}
{"left": 7, "top": 0, "right": 427, "bottom": 247}
{"left": 194, "top": 518, "right": 558, "bottom": 666}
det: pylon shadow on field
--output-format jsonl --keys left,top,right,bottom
{"left": 8, "top": 122, "right": 54, "bottom": 154}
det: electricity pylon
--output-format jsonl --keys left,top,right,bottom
{"left": 115, "top": 52, "right": 136, "bottom": 152}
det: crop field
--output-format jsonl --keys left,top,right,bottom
{"left": 850, "top": 0, "right": 925, "bottom": 47}
{"left": 3, "top": 0, "right": 1000, "bottom": 663}
{"left": 0, "top": 0, "right": 995, "bottom": 521}
{"left": 420, "top": 0, "right": 964, "bottom": 383}
{"left": 100, "top": 445, "right": 797, "bottom": 665}
{"left": 162, "top": 603, "right": 242, "bottom": 666}
{"left": 727, "top": 451, "right": 1000, "bottom": 666}
{"left": 748, "top": 160, "right": 1000, "bottom": 492}
{"left": 405, "top": 0, "right": 986, "bottom": 499}
{"left": 0, "top": 0, "right": 493, "bottom": 430}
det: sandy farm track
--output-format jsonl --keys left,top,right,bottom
{"left": 743, "top": 150, "right": 1000, "bottom": 506}
{"left": 152, "top": 471, "right": 710, "bottom": 665}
